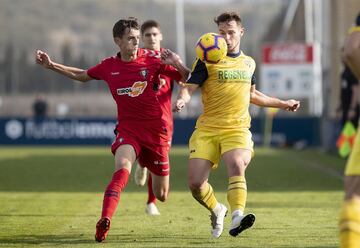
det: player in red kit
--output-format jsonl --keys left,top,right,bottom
{"left": 35, "top": 17, "right": 190, "bottom": 242}
{"left": 132, "top": 20, "right": 183, "bottom": 216}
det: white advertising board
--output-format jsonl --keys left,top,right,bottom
{"left": 260, "top": 43, "right": 322, "bottom": 115}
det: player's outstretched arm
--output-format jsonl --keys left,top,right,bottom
{"left": 173, "top": 84, "right": 198, "bottom": 112}
{"left": 35, "top": 50, "right": 92, "bottom": 82}
{"left": 161, "top": 49, "right": 190, "bottom": 82}
{"left": 250, "top": 85, "right": 300, "bottom": 112}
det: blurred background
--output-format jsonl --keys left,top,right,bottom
{"left": 0, "top": 0, "right": 359, "bottom": 151}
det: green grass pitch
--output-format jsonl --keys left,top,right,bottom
{"left": 0, "top": 146, "right": 345, "bottom": 247}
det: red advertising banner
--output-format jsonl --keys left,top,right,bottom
{"left": 262, "top": 43, "right": 313, "bottom": 64}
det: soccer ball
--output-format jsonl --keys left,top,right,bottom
{"left": 195, "top": 33, "right": 227, "bottom": 63}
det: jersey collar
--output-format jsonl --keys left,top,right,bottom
{"left": 116, "top": 49, "right": 142, "bottom": 62}
{"left": 227, "top": 50, "right": 243, "bottom": 58}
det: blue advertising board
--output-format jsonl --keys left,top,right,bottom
{"left": 0, "top": 117, "right": 320, "bottom": 146}
{"left": 173, "top": 117, "right": 320, "bottom": 147}
{"left": 0, "top": 118, "right": 116, "bottom": 145}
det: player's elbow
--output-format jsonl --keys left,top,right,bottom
{"left": 78, "top": 77, "right": 89, "bottom": 83}
{"left": 76, "top": 72, "right": 91, "bottom": 83}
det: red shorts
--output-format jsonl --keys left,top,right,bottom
{"left": 111, "top": 120, "right": 171, "bottom": 176}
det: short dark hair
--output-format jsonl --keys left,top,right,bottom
{"left": 141, "top": 20, "right": 161, "bottom": 35}
{"left": 214, "top": 12, "right": 242, "bottom": 26}
{"left": 113, "top": 17, "right": 140, "bottom": 38}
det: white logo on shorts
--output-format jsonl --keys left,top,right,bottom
{"left": 154, "top": 161, "right": 168, "bottom": 165}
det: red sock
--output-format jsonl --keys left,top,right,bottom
{"left": 101, "top": 168, "right": 129, "bottom": 219}
{"left": 147, "top": 174, "right": 156, "bottom": 204}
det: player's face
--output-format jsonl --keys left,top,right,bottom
{"left": 218, "top": 20, "right": 244, "bottom": 54}
{"left": 115, "top": 28, "right": 140, "bottom": 59}
{"left": 142, "top": 27, "right": 163, "bottom": 51}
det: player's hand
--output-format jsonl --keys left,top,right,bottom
{"left": 161, "top": 49, "right": 182, "bottom": 65}
{"left": 36, "top": 50, "right": 53, "bottom": 69}
{"left": 158, "top": 77, "right": 166, "bottom": 89}
{"left": 173, "top": 98, "right": 186, "bottom": 112}
{"left": 284, "top": 99, "right": 300, "bottom": 112}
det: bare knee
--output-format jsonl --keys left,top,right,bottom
{"left": 188, "top": 168, "right": 208, "bottom": 192}
{"left": 188, "top": 179, "right": 206, "bottom": 193}
{"left": 151, "top": 175, "right": 169, "bottom": 202}
{"left": 117, "top": 158, "right": 131, "bottom": 166}
{"left": 114, "top": 145, "right": 136, "bottom": 172}
{"left": 227, "top": 161, "right": 247, "bottom": 176}
{"left": 223, "top": 149, "right": 252, "bottom": 176}
{"left": 155, "top": 190, "right": 168, "bottom": 202}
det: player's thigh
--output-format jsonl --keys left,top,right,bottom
{"left": 138, "top": 146, "right": 170, "bottom": 176}
{"left": 188, "top": 158, "right": 213, "bottom": 190}
{"left": 138, "top": 147, "right": 170, "bottom": 201}
{"left": 220, "top": 128, "right": 254, "bottom": 156}
{"left": 222, "top": 148, "right": 252, "bottom": 176}
{"left": 114, "top": 144, "right": 137, "bottom": 172}
{"left": 189, "top": 128, "right": 221, "bottom": 168}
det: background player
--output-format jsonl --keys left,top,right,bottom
{"left": 338, "top": 58, "right": 359, "bottom": 128}
{"left": 174, "top": 12, "right": 300, "bottom": 238}
{"left": 36, "top": 17, "right": 190, "bottom": 242}
{"left": 133, "top": 20, "right": 183, "bottom": 216}
{"left": 339, "top": 12, "right": 360, "bottom": 248}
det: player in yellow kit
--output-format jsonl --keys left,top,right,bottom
{"left": 339, "top": 13, "right": 360, "bottom": 248}
{"left": 174, "top": 12, "right": 300, "bottom": 238}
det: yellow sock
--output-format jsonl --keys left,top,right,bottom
{"left": 191, "top": 183, "right": 218, "bottom": 211}
{"left": 227, "top": 176, "right": 247, "bottom": 214}
{"left": 339, "top": 198, "right": 360, "bottom": 248}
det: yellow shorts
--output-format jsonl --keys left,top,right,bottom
{"left": 189, "top": 127, "right": 254, "bottom": 169}
{"left": 345, "top": 130, "right": 360, "bottom": 176}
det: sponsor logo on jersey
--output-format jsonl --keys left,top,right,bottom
{"left": 218, "top": 70, "right": 251, "bottom": 81}
{"left": 140, "top": 68, "right": 148, "bottom": 79}
{"left": 117, "top": 81, "right": 147, "bottom": 97}
{"left": 190, "top": 149, "right": 196, "bottom": 153}
{"left": 243, "top": 59, "right": 252, "bottom": 68}
{"left": 111, "top": 72, "right": 120, "bottom": 75}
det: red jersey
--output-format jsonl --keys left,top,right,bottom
{"left": 158, "top": 74, "right": 174, "bottom": 136}
{"left": 157, "top": 48, "right": 175, "bottom": 136}
{"left": 87, "top": 48, "right": 182, "bottom": 123}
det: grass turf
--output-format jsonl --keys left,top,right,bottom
{"left": 0, "top": 146, "right": 346, "bottom": 247}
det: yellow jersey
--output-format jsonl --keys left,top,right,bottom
{"left": 187, "top": 51, "right": 256, "bottom": 129}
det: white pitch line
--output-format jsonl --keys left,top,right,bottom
{"left": 284, "top": 153, "right": 344, "bottom": 181}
